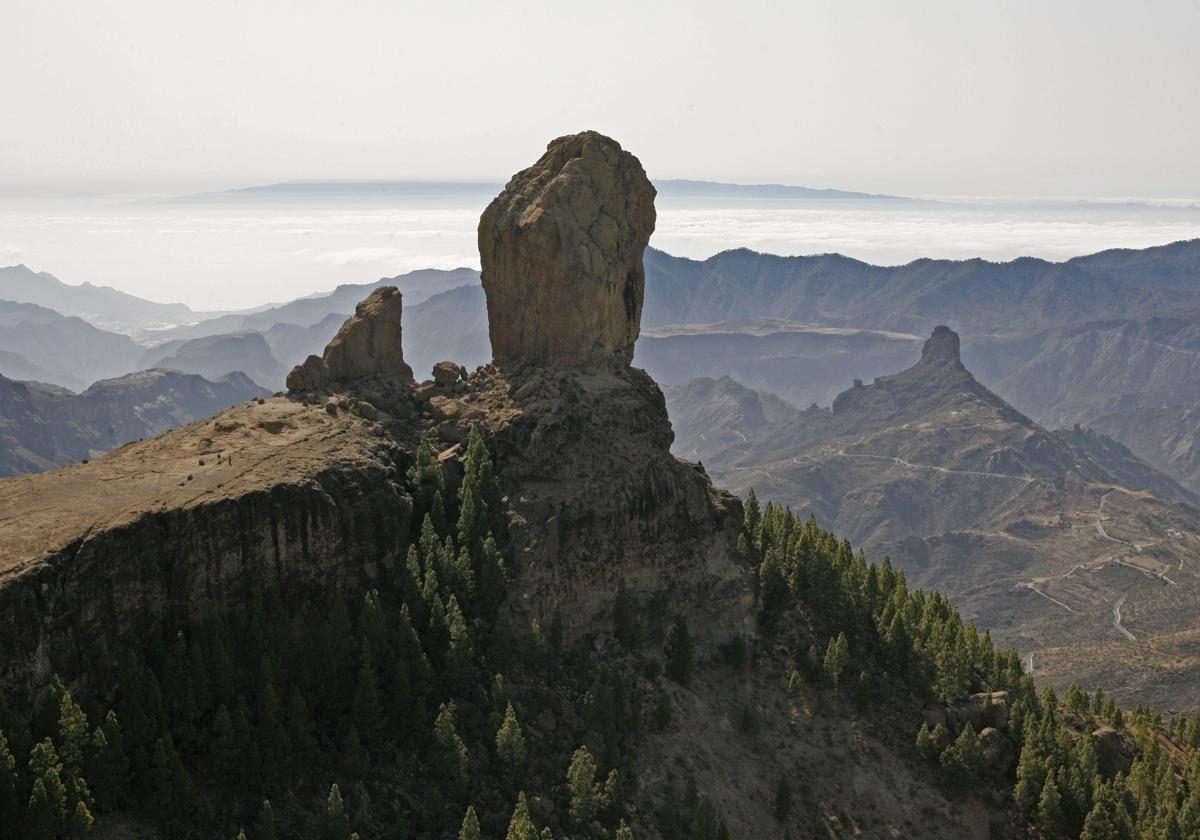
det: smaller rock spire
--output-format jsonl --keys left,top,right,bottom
{"left": 286, "top": 285, "right": 414, "bottom": 391}
{"left": 920, "top": 325, "right": 961, "bottom": 366}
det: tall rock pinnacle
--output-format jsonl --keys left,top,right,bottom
{"left": 920, "top": 324, "right": 962, "bottom": 366}
{"left": 286, "top": 285, "right": 414, "bottom": 391}
{"left": 478, "top": 130, "right": 657, "bottom": 369}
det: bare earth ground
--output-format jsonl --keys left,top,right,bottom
{"left": 0, "top": 396, "right": 377, "bottom": 578}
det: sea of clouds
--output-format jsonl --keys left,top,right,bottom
{"left": 1, "top": 196, "right": 1199, "bottom": 311}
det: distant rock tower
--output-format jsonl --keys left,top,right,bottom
{"left": 478, "top": 130, "right": 657, "bottom": 369}
{"left": 921, "top": 325, "right": 962, "bottom": 366}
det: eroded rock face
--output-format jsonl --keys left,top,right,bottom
{"left": 478, "top": 131, "right": 656, "bottom": 369}
{"left": 287, "top": 286, "right": 414, "bottom": 391}
{"left": 921, "top": 325, "right": 962, "bottom": 365}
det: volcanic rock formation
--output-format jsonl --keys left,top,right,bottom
{"left": 0, "top": 133, "right": 744, "bottom": 700}
{"left": 478, "top": 130, "right": 656, "bottom": 369}
{"left": 286, "top": 285, "right": 414, "bottom": 391}
{"left": 922, "top": 324, "right": 962, "bottom": 365}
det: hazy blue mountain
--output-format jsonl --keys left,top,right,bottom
{"left": 402, "top": 284, "right": 491, "bottom": 380}
{"left": 141, "top": 332, "right": 288, "bottom": 390}
{"left": 187, "top": 178, "right": 906, "bottom": 204}
{"left": 0, "top": 349, "right": 53, "bottom": 383}
{"left": 144, "top": 267, "right": 481, "bottom": 343}
{"left": 654, "top": 179, "right": 906, "bottom": 201}
{"left": 0, "top": 299, "right": 145, "bottom": 390}
{"left": 641, "top": 240, "right": 1200, "bottom": 335}
{"left": 262, "top": 312, "right": 348, "bottom": 370}
{"left": 0, "top": 264, "right": 204, "bottom": 334}
{"left": 636, "top": 319, "right": 922, "bottom": 408}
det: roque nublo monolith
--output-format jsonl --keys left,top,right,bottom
{"left": 478, "top": 130, "right": 657, "bottom": 369}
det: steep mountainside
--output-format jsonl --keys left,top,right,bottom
{"left": 663, "top": 376, "right": 800, "bottom": 463}
{"left": 0, "top": 133, "right": 1053, "bottom": 840}
{"left": 0, "top": 369, "right": 267, "bottom": 476}
{"left": 989, "top": 312, "right": 1200, "bottom": 492}
{"left": 636, "top": 320, "right": 922, "bottom": 408}
{"left": 685, "top": 329, "right": 1200, "bottom": 709}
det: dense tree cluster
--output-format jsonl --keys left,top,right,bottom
{"left": 0, "top": 430, "right": 637, "bottom": 839}
{"left": 2, "top": 439, "right": 1196, "bottom": 838}
{"left": 739, "top": 489, "right": 1199, "bottom": 839}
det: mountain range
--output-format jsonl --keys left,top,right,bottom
{"left": 667, "top": 328, "right": 1200, "bottom": 709}
{"left": 5, "top": 240, "right": 1200, "bottom": 499}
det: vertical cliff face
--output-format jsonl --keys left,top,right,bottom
{"left": 469, "top": 130, "right": 746, "bottom": 639}
{"left": 478, "top": 131, "right": 657, "bottom": 369}
{"left": 286, "top": 284, "right": 414, "bottom": 392}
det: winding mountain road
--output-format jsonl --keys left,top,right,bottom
{"left": 1112, "top": 596, "right": 1136, "bottom": 641}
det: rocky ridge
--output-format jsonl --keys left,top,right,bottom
{"left": 0, "top": 131, "right": 744, "bottom": 699}
{"left": 675, "top": 327, "right": 1200, "bottom": 709}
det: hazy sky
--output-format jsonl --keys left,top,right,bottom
{"left": 4, "top": 0, "right": 1200, "bottom": 197}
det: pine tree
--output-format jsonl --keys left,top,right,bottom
{"left": 0, "top": 727, "right": 21, "bottom": 830}
{"left": 27, "top": 777, "right": 56, "bottom": 840}
{"left": 567, "top": 745, "right": 601, "bottom": 826}
{"left": 664, "top": 616, "right": 693, "bottom": 686}
{"left": 255, "top": 799, "right": 277, "bottom": 840}
{"left": 341, "top": 725, "right": 369, "bottom": 776}
{"left": 940, "top": 723, "right": 983, "bottom": 780}
{"left": 1014, "top": 740, "right": 1045, "bottom": 816}
{"left": 506, "top": 792, "right": 540, "bottom": 840}
{"left": 915, "top": 723, "right": 936, "bottom": 761}
{"left": 758, "top": 551, "right": 788, "bottom": 619}
{"left": 433, "top": 703, "right": 469, "bottom": 797}
{"left": 773, "top": 776, "right": 792, "bottom": 821}
{"left": 319, "top": 784, "right": 352, "bottom": 840}
{"left": 459, "top": 805, "right": 482, "bottom": 840}
{"left": 352, "top": 652, "right": 383, "bottom": 743}
{"left": 823, "top": 632, "right": 849, "bottom": 689}
{"left": 445, "top": 595, "right": 477, "bottom": 694}
{"left": 496, "top": 702, "right": 527, "bottom": 775}
{"left": 616, "top": 820, "right": 634, "bottom": 840}
{"left": 1037, "top": 769, "right": 1066, "bottom": 838}
{"left": 28, "top": 737, "right": 67, "bottom": 832}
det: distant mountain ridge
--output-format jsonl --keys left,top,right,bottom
{"left": 0, "top": 368, "right": 267, "bottom": 476}
{"left": 665, "top": 327, "right": 1200, "bottom": 708}
{"left": 184, "top": 178, "right": 908, "bottom": 203}
{"left": 0, "top": 264, "right": 207, "bottom": 334}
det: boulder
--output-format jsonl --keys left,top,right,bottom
{"left": 478, "top": 130, "right": 656, "bottom": 370}
{"left": 432, "top": 360, "right": 461, "bottom": 387}
{"left": 1092, "top": 726, "right": 1133, "bottom": 776}
{"left": 978, "top": 727, "right": 1014, "bottom": 777}
{"left": 286, "top": 286, "right": 414, "bottom": 391}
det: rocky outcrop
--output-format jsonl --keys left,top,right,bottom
{"left": 921, "top": 325, "right": 962, "bottom": 366}
{"left": 478, "top": 131, "right": 656, "bottom": 370}
{"left": 287, "top": 286, "right": 414, "bottom": 391}
{"left": 0, "top": 132, "right": 747, "bottom": 700}
{"left": 421, "top": 362, "right": 749, "bottom": 643}
{"left": 0, "top": 398, "right": 413, "bottom": 700}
